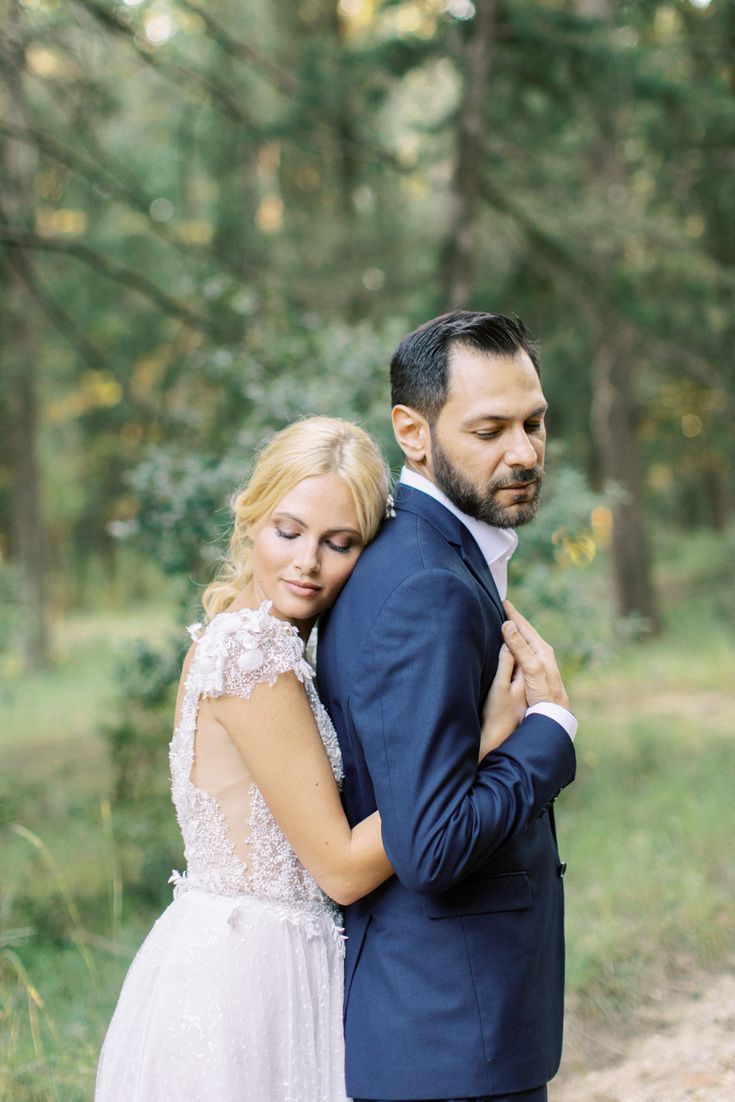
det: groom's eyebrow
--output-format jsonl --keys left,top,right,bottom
{"left": 464, "top": 403, "right": 548, "bottom": 427}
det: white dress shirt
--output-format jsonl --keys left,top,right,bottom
{"left": 399, "top": 467, "right": 577, "bottom": 741}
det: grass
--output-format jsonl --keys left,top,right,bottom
{"left": 0, "top": 604, "right": 176, "bottom": 754}
{"left": 559, "top": 571, "right": 735, "bottom": 1040}
{"left": 1, "top": 554, "right": 734, "bottom": 1099}
{"left": 1, "top": 603, "right": 179, "bottom": 1102}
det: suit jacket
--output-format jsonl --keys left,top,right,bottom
{"left": 317, "top": 484, "right": 576, "bottom": 1099}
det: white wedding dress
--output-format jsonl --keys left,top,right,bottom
{"left": 96, "top": 603, "right": 350, "bottom": 1102}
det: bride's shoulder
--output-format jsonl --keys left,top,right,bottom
{"left": 186, "top": 602, "right": 313, "bottom": 699}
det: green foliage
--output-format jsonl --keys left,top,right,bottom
{"left": 0, "top": 562, "right": 24, "bottom": 679}
{"left": 126, "top": 316, "right": 406, "bottom": 582}
{"left": 3, "top": 0, "right": 733, "bottom": 617}
{"left": 130, "top": 453, "right": 236, "bottom": 580}
{"left": 655, "top": 522, "right": 735, "bottom": 625}
{"left": 100, "top": 636, "right": 184, "bottom": 908}
{"left": 510, "top": 462, "right": 636, "bottom": 675}
{"left": 103, "top": 637, "right": 182, "bottom": 801}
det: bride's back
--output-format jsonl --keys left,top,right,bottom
{"left": 168, "top": 603, "right": 342, "bottom": 911}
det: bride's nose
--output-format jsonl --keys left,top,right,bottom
{"left": 294, "top": 541, "right": 320, "bottom": 575}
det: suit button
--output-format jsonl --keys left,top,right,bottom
{"left": 558, "top": 862, "right": 567, "bottom": 877}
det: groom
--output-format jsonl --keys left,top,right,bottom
{"left": 318, "top": 310, "right": 577, "bottom": 1102}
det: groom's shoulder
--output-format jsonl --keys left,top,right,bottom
{"left": 324, "top": 508, "right": 476, "bottom": 644}
{"left": 345, "top": 505, "right": 463, "bottom": 604}
{"left": 365, "top": 504, "right": 455, "bottom": 568}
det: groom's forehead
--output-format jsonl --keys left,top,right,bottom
{"left": 445, "top": 345, "right": 544, "bottom": 405}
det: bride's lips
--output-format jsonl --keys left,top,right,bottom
{"left": 282, "top": 578, "right": 322, "bottom": 597}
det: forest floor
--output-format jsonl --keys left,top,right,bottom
{"left": 553, "top": 963, "right": 735, "bottom": 1101}
{"left": 549, "top": 630, "right": 735, "bottom": 1102}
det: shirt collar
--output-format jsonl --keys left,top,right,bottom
{"left": 399, "top": 466, "right": 518, "bottom": 597}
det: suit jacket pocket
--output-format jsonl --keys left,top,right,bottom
{"left": 421, "top": 870, "right": 533, "bottom": 919}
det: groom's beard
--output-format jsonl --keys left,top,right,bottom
{"left": 430, "top": 430, "right": 543, "bottom": 529}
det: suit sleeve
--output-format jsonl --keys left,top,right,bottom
{"left": 355, "top": 568, "right": 576, "bottom": 894}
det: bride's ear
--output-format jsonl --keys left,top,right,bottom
{"left": 392, "top": 405, "right": 430, "bottom": 464}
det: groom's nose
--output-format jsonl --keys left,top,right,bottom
{"left": 504, "top": 429, "right": 539, "bottom": 469}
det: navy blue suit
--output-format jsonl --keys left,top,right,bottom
{"left": 317, "top": 485, "right": 576, "bottom": 1101}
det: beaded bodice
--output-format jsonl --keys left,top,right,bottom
{"left": 169, "top": 602, "right": 343, "bottom": 914}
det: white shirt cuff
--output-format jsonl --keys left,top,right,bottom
{"left": 525, "top": 702, "right": 577, "bottom": 742}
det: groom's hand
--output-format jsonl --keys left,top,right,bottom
{"left": 501, "top": 600, "right": 571, "bottom": 711}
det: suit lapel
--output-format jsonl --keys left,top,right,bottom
{"left": 394, "top": 484, "right": 505, "bottom": 619}
{"left": 458, "top": 532, "right": 505, "bottom": 619}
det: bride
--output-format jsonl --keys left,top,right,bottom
{"left": 95, "top": 416, "right": 526, "bottom": 1102}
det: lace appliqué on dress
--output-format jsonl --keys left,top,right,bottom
{"left": 169, "top": 602, "right": 342, "bottom": 920}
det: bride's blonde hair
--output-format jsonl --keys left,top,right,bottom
{"left": 202, "top": 417, "right": 390, "bottom": 621}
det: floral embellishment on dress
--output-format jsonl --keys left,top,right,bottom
{"left": 187, "top": 602, "right": 315, "bottom": 697}
{"left": 238, "top": 646, "right": 265, "bottom": 673}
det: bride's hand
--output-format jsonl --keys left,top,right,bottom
{"left": 478, "top": 644, "right": 527, "bottom": 761}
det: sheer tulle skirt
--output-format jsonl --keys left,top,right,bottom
{"left": 96, "top": 888, "right": 349, "bottom": 1102}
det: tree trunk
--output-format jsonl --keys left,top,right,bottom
{"left": 7, "top": 337, "right": 50, "bottom": 667}
{"left": 442, "top": 0, "right": 496, "bottom": 309}
{"left": 578, "top": 0, "right": 660, "bottom": 631}
{"left": 2, "top": 0, "right": 51, "bottom": 667}
{"left": 590, "top": 328, "right": 660, "bottom": 630}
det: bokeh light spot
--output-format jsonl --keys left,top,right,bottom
{"left": 681, "top": 414, "right": 703, "bottom": 438}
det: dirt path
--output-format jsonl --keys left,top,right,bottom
{"left": 552, "top": 969, "right": 735, "bottom": 1101}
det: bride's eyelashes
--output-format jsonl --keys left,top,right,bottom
{"left": 274, "top": 526, "right": 354, "bottom": 555}
{"left": 326, "top": 540, "right": 353, "bottom": 555}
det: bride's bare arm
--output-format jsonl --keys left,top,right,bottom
{"left": 212, "top": 674, "right": 392, "bottom": 906}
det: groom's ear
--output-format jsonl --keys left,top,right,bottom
{"left": 392, "top": 405, "right": 430, "bottom": 464}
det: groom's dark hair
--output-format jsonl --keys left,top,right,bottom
{"left": 390, "top": 310, "right": 540, "bottom": 424}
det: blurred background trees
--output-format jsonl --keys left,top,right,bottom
{"left": 1, "top": 0, "right": 732, "bottom": 654}
{"left": 2, "top": 6, "right": 734, "bottom": 1096}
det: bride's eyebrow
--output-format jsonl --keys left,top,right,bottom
{"left": 273, "top": 512, "right": 360, "bottom": 538}
{"left": 271, "top": 511, "right": 304, "bottom": 527}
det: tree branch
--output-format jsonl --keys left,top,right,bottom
{"left": 72, "top": 0, "right": 408, "bottom": 176}
{"left": 0, "top": 118, "right": 269, "bottom": 285}
{"left": 3, "top": 241, "right": 110, "bottom": 370}
{"left": 176, "top": 0, "right": 298, "bottom": 94}
{"left": 74, "top": 0, "right": 268, "bottom": 130}
{"left": 0, "top": 224, "right": 214, "bottom": 334}
{"left": 479, "top": 178, "right": 724, "bottom": 392}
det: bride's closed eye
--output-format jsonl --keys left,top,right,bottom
{"left": 326, "top": 540, "right": 354, "bottom": 555}
{"left": 275, "top": 526, "right": 355, "bottom": 555}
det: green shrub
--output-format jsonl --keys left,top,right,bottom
{"left": 100, "top": 636, "right": 185, "bottom": 905}
{"left": 510, "top": 462, "right": 634, "bottom": 675}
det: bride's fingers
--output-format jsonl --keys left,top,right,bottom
{"left": 510, "top": 680, "right": 527, "bottom": 709}
{"left": 494, "top": 643, "right": 514, "bottom": 687}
